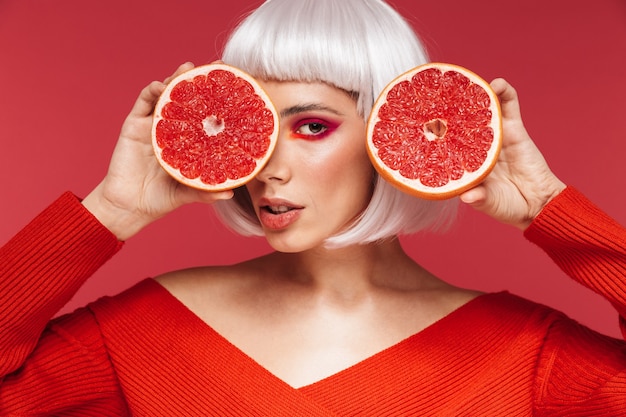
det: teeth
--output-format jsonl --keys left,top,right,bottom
{"left": 269, "top": 205, "right": 291, "bottom": 214}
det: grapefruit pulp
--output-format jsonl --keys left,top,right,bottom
{"left": 152, "top": 63, "right": 279, "bottom": 191}
{"left": 366, "top": 62, "right": 502, "bottom": 200}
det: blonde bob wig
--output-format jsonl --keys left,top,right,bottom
{"left": 213, "top": 0, "right": 458, "bottom": 248}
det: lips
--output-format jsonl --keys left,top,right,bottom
{"left": 258, "top": 198, "right": 303, "bottom": 230}
{"left": 265, "top": 205, "right": 293, "bottom": 214}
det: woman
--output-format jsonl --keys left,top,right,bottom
{"left": 1, "top": 0, "right": 624, "bottom": 415}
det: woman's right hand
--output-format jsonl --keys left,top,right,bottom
{"left": 459, "top": 78, "right": 565, "bottom": 230}
{"left": 82, "top": 63, "right": 233, "bottom": 241}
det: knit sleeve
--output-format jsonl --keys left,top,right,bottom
{"left": 524, "top": 187, "right": 626, "bottom": 415}
{"left": 0, "top": 192, "right": 127, "bottom": 413}
{"left": 524, "top": 186, "right": 626, "bottom": 336}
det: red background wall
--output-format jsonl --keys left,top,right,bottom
{"left": 1, "top": 0, "right": 625, "bottom": 337}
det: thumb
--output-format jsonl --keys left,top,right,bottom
{"left": 459, "top": 185, "right": 484, "bottom": 205}
{"left": 459, "top": 185, "right": 491, "bottom": 214}
{"left": 199, "top": 189, "right": 235, "bottom": 204}
{"left": 175, "top": 186, "right": 234, "bottom": 206}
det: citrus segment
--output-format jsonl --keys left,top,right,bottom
{"left": 152, "top": 63, "right": 278, "bottom": 191}
{"left": 367, "top": 62, "right": 502, "bottom": 200}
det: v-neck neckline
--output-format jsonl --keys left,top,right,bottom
{"left": 147, "top": 278, "right": 496, "bottom": 391}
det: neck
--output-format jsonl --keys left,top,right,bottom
{"left": 260, "top": 238, "right": 439, "bottom": 301}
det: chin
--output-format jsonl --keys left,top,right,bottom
{"left": 264, "top": 232, "right": 327, "bottom": 254}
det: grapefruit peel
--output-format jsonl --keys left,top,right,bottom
{"left": 152, "top": 63, "right": 279, "bottom": 191}
{"left": 366, "top": 62, "right": 502, "bottom": 200}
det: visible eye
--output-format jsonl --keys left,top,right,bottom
{"left": 292, "top": 118, "right": 336, "bottom": 140}
{"left": 298, "top": 122, "right": 327, "bottom": 135}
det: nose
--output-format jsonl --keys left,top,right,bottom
{"left": 255, "top": 132, "right": 292, "bottom": 184}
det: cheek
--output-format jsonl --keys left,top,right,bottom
{"left": 346, "top": 142, "right": 376, "bottom": 206}
{"left": 309, "top": 142, "right": 374, "bottom": 202}
{"left": 305, "top": 140, "right": 371, "bottom": 177}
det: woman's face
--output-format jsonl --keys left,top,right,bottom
{"left": 245, "top": 81, "right": 374, "bottom": 252}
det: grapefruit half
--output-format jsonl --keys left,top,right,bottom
{"left": 366, "top": 62, "right": 502, "bottom": 200}
{"left": 152, "top": 63, "right": 278, "bottom": 191}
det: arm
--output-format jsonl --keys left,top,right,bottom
{"left": 461, "top": 78, "right": 626, "bottom": 330}
{"left": 460, "top": 79, "right": 626, "bottom": 413}
{"left": 0, "top": 193, "right": 122, "bottom": 378}
{"left": 0, "top": 63, "right": 233, "bottom": 411}
{"left": 0, "top": 193, "right": 127, "bottom": 413}
{"left": 525, "top": 187, "right": 626, "bottom": 414}
{"left": 529, "top": 199, "right": 626, "bottom": 415}
{"left": 525, "top": 187, "right": 626, "bottom": 334}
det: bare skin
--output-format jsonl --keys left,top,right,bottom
{"left": 158, "top": 241, "right": 481, "bottom": 388}
{"left": 460, "top": 78, "right": 566, "bottom": 229}
{"left": 82, "top": 63, "right": 234, "bottom": 241}
{"left": 83, "top": 63, "right": 565, "bottom": 388}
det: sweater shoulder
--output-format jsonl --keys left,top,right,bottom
{"left": 470, "top": 291, "right": 566, "bottom": 332}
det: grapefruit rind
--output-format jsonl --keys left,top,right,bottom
{"left": 366, "top": 62, "right": 502, "bottom": 200}
{"left": 152, "top": 63, "right": 279, "bottom": 191}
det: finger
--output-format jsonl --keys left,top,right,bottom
{"left": 491, "top": 78, "right": 522, "bottom": 121}
{"left": 127, "top": 80, "right": 166, "bottom": 118}
{"left": 127, "top": 63, "right": 195, "bottom": 120}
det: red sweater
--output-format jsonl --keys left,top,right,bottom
{"left": 1, "top": 188, "right": 625, "bottom": 416}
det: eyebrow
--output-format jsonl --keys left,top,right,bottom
{"left": 279, "top": 103, "right": 344, "bottom": 118}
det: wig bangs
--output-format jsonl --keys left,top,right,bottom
{"left": 222, "top": 0, "right": 373, "bottom": 116}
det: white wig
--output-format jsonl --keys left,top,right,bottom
{"left": 213, "top": 0, "right": 458, "bottom": 248}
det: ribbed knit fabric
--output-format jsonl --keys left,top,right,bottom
{"left": 1, "top": 187, "right": 625, "bottom": 416}
{"left": 0, "top": 192, "right": 126, "bottom": 415}
{"left": 524, "top": 187, "right": 626, "bottom": 336}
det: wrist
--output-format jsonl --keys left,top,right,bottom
{"left": 522, "top": 179, "right": 567, "bottom": 230}
{"left": 81, "top": 183, "right": 152, "bottom": 241}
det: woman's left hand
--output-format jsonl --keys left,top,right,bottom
{"left": 459, "top": 78, "right": 566, "bottom": 230}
